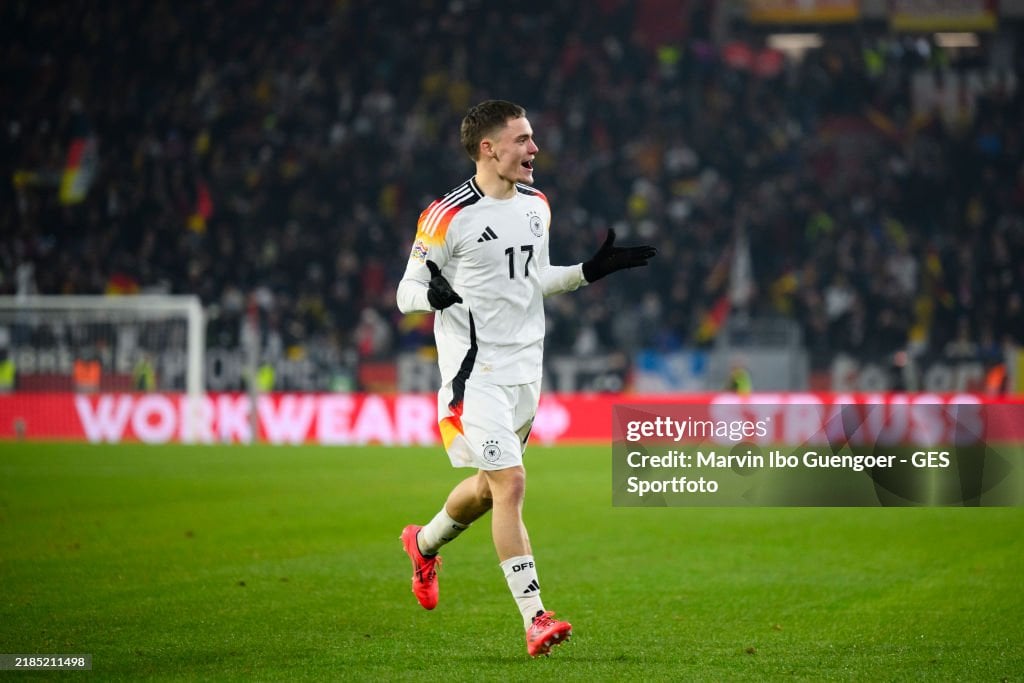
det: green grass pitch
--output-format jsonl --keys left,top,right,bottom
{"left": 1, "top": 442, "right": 1022, "bottom": 681}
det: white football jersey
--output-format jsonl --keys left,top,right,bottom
{"left": 397, "top": 177, "right": 586, "bottom": 386}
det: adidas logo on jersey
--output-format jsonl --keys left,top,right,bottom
{"left": 477, "top": 226, "right": 498, "bottom": 242}
{"left": 522, "top": 579, "right": 540, "bottom": 594}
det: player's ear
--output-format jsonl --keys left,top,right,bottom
{"left": 480, "top": 138, "right": 495, "bottom": 159}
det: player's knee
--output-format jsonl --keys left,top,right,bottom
{"left": 487, "top": 467, "right": 526, "bottom": 504}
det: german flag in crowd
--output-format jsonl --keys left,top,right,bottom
{"left": 58, "top": 110, "right": 99, "bottom": 205}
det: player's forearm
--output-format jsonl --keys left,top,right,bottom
{"left": 396, "top": 278, "right": 433, "bottom": 313}
{"left": 540, "top": 263, "right": 587, "bottom": 296}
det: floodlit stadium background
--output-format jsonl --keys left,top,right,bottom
{"left": 3, "top": 1, "right": 1022, "bottom": 441}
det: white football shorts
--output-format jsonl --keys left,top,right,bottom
{"left": 437, "top": 377, "right": 541, "bottom": 470}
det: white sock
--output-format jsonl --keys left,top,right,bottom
{"left": 417, "top": 507, "right": 469, "bottom": 556}
{"left": 500, "top": 554, "right": 545, "bottom": 628}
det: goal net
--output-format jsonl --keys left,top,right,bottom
{"left": 0, "top": 295, "right": 204, "bottom": 441}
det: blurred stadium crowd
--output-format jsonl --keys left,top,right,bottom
{"left": 3, "top": 1, "right": 1023, "bottom": 380}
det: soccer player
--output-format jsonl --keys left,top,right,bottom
{"left": 396, "top": 100, "right": 656, "bottom": 657}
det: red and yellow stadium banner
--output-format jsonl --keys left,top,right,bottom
{"left": 1, "top": 392, "right": 1022, "bottom": 445}
{"left": 747, "top": 0, "right": 860, "bottom": 23}
{"left": 889, "top": 0, "right": 998, "bottom": 31}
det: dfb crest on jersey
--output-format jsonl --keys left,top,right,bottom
{"left": 527, "top": 211, "right": 544, "bottom": 237}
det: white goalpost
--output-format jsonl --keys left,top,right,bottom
{"left": 0, "top": 295, "right": 205, "bottom": 440}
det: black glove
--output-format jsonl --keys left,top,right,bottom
{"left": 582, "top": 229, "right": 657, "bottom": 283}
{"left": 426, "top": 260, "right": 463, "bottom": 310}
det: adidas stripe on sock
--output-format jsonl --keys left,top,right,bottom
{"left": 417, "top": 507, "right": 469, "bottom": 556}
{"left": 500, "top": 554, "right": 545, "bottom": 628}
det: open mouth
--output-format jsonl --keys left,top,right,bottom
{"left": 521, "top": 159, "right": 534, "bottom": 170}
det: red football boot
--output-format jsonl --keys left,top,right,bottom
{"left": 401, "top": 525, "right": 441, "bottom": 610}
{"left": 526, "top": 610, "right": 572, "bottom": 657}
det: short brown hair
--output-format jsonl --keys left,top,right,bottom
{"left": 460, "top": 100, "right": 526, "bottom": 161}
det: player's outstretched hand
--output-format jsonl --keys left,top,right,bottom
{"left": 426, "top": 260, "right": 464, "bottom": 310}
{"left": 582, "top": 229, "right": 657, "bottom": 283}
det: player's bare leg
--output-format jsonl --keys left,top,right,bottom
{"left": 484, "top": 466, "right": 572, "bottom": 657}
{"left": 482, "top": 466, "right": 529, "bottom": 560}
{"left": 442, "top": 471, "right": 493, "bottom": 527}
